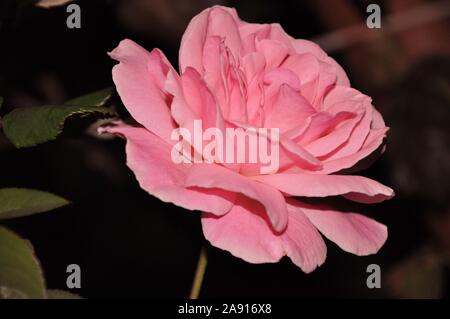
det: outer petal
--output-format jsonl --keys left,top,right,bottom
{"left": 283, "top": 202, "right": 328, "bottom": 272}
{"left": 99, "top": 123, "right": 235, "bottom": 216}
{"left": 253, "top": 173, "right": 394, "bottom": 203}
{"left": 109, "top": 39, "right": 176, "bottom": 144}
{"left": 202, "top": 195, "right": 327, "bottom": 272}
{"left": 319, "top": 127, "right": 389, "bottom": 174}
{"left": 185, "top": 163, "right": 288, "bottom": 232}
{"left": 202, "top": 196, "right": 285, "bottom": 264}
{"left": 291, "top": 200, "right": 387, "bottom": 256}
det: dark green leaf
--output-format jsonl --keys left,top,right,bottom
{"left": 2, "top": 105, "right": 117, "bottom": 148}
{"left": 64, "top": 88, "right": 112, "bottom": 107}
{"left": 0, "top": 188, "right": 69, "bottom": 219}
{"left": 0, "top": 227, "right": 46, "bottom": 299}
{"left": 46, "top": 289, "right": 82, "bottom": 299}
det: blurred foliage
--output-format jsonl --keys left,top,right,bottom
{"left": 46, "top": 289, "right": 82, "bottom": 299}
{"left": 2, "top": 88, "right": 116, "bottom": 148}
{"left": 0, "top": 188, "right": 69, "bottom": 219}
{"left": 64, "top": 88, "right": 112, "bottom": 107}
{"left": 386, "top": 246, "right": 446, "bottom": 299}
{"left": 0, "top": 88, "right": 111, "bottom": 299}
{"left": 0, "top": 226, "right": 82, "bottom": 299}
{"left": 0, "top": 226, "right": 46, "bottom": 298}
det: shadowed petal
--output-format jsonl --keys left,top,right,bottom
{"left": 100, "top": 123, "right": 235, "bottom": 216}
{"left": 202, "top": 195, "right": 327, "bottom": 272}
{"left": 186, "top": 163, "right": 288, "bottom": 232}
{"left": 292, "top": 200, "right": 388, "bottom": 256}
{"left": 253, "top": 173, "right": 394, "bottom": 203}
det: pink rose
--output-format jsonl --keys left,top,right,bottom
{"left": 101, "top": 6, "right": 394, "bottom": 272}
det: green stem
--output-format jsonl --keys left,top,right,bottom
{"left": 189, "top": 246, "right": 208, "bottom": 299}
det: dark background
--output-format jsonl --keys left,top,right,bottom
{"left": 0, "top": 0, "right": 449, "bottom": 298}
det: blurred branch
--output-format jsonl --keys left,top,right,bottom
{"left": 312, "top": 0, "right": 450, "bottom": 53}
{"left": 36, "top": 0, "right": 73, "bottom": 8}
